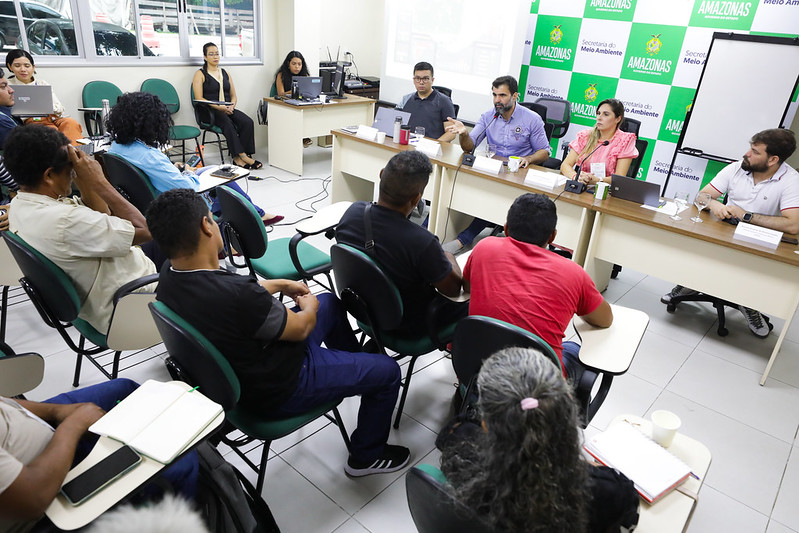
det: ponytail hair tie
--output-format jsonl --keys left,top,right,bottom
{"left": 520, "top": 397, "right": 539, "bottom": 411}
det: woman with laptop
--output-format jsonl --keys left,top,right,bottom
{"left": 560, "top": 98, "right": 638, "bottom": 186}
{"left": 273, "top": 50, "right": 313, "bottom": 147}
{"left": 192, "top": 42, "right": 262, "bottom": 170}
{"left": 5, "top": 49, "right": 83, "bottom": 144}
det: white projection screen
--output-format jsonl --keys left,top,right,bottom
{"left": 680, "top": 33, "right": 799, "bottom": 162}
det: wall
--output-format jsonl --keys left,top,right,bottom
{"left": 317, "top": 1, "right": 384, "bottom": 78}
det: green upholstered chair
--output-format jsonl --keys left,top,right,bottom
{"left": 215, "top": 186, "right": 334, "bottom": 290}
{"left": 330, "top": 243, "right": 458, "bottom": 428}
{"left": 148, "top": 300, "right": 350, "bottom": 494}
{"left": 190, "top": 85, "right": 227, "bottom": 163}
{"left": 1, "top": 231, "right": 160, "bottom": 387}
{"left": 140, "top": 78, "right": 202, "bottom": 163}
{"left": 81, "top": 80, "right": 122, "bottom": 136}
{"left": 100, "top": 153, "right": 159, "bottom": 214}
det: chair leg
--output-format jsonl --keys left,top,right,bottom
{"left": 0, "top": 285, "right": 9, "bottom": 342}
{"left": 393, "top": 355, "right": 419, "bottom": 429}
{"left": 111, "top": 350, "right": 121, "bottom": 379}
{"left": 255, "top": 440, "right": 270, "bottom": 495}
{"left": 331, "top": 407, "right": 351, "bottom": 452}
{"left": 73, "top": 336, "right": 86, "bottom": 387}
{"left": 196, "top": 138, "right": 204, "bottom": 165}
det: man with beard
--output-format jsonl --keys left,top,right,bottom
{"left": 662, "top": 128, "right": 799, "bottom": 337}
{"left": 441, "top": 75, "right": 550, "bottom": 253}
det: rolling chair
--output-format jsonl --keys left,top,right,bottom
{"left": 82, "top": 81, "right": 122, "bottom": 136}
{"left": 626, "top": 138, "right": 648, "bottom": 179}
{"left": 190, "top": 86, "right": 228, "bottom": 164}
{"left": 2, "top": 231, "right": 161, "bottom": 387}
{"left": 406, "top": 464, "right": 494, "bottom": 533}
{"left": 140, "top": 78, "right": 202, "bottom": 163}
{"left": 216, "top": 186, "right": 335, "bottom": 290}
{"left": 100, "top": 153, "right": 159, "bottom": 214}
{"left": 620, "top": 117, "right": 641, "bottom": 137}
{"left": 534, "top": 96, "right": 572, "bottom": 169}
{"left": 149, "top": 300, "right": 350, "bottom": 494}
{"left": 450, "top": 315, "right": 610, "bottom": 428}
{"left": 432, "top": 86, "right": 452, "bottom": 98}
{"left": 330, "top": 243, "right": 459, "bottom": 428}
{"left": 520, "top": 101, "right": 553, "bottom": 141}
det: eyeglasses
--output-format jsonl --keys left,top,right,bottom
{"left": 413, "top": 76, "right": 431, "bottom": 82}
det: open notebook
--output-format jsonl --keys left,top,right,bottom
{"left": 89, "top": 380, "right": 222, "bottom": 464}
{"left": 584, "top": 421, "right": 692, "bottom": 503}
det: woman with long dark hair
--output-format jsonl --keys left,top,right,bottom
{"left": 274, "top": 50, "right": 310, "bottom": 97}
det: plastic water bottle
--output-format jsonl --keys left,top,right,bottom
{"left": 100, "top": 99, "right": 110, "bottom": 135}
{"left": 291, "top": 80, "right": 299, "bottom": 100}
{"left": 393, "top": 116, "right": 402, "bottom": 140}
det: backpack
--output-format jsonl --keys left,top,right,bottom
{"left": 195, "top": 442, "right": 280, "bottom": 533}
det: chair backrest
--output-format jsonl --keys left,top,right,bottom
{"left": 149, "top": 301, "right": 240, "bottom": 411}
{"left": 533, "top": 97, "right": 571, "bottom": 139}
{"left": 432, "top": 85, "right": 452, "bottom": 98}
{"left": 82, "top": 80, "right": 122, "bottom": 108}
{"left": 100, "top": 153, "right": 159, "bottom": 214}
{"left": 451, "top": 315, "right": 563, "bottom": 390}
{"left": 1, "top": 231, "right": 81, "bottom": 323}
{"left": 519, "top": 101, "right": 547, "bottom": 123}
{"left": 216, "top": 186, "right": 268, "bottom": 261}
{"left": 406, "top": 465, "right": 494, "bottom": 533}
{"left": 141, "top": 78, "right": 181, "bottom": 114}
{"left": 620, "top": 117, "right": 641, "bottom": 137}
{"left": 452, "top": 103, "right": 459, "bottom": 118}
{"left": 627, "top": 138, "right": 648, "bottom": 179}
{"left": 190, "top": 85, "right": 215, "bottom": 130}
{"left": 329, "top": 243, "right": 404, "bottom": 332}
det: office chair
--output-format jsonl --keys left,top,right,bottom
{"left": 620, "top": 117, "right": 642, "bottom": 137}
{"left": 149, "top": 300, "right": 350, "bottom": 494}
{"left": 626, "top": 138, "right": 648, "bottom": 179}
{"left": 0, "top": 235, "right": 24, "bottom": 342}
{"left": 140, "top": 79, "right": 202, "bottom": 163}
{"left": 2, "top": 231, "right": 161, "bottom": 387}
{"left": 330, "top": 243, "right": 459, "bottom": 428}
{"left": 406, "top": 464, "right": 494, "bottom": 533}
{"left": 450, "top": 315, "right": 610, "bottom": 428}
{"left": 100, "top": 153, "right": 159, "bottom": 214}
{"left": 82, "top": 81, "right": 122, "bottom": 136}
{"left": 216, "top": 186, "right": 335, "bottom": 290}
{"left": 519, "top": 101, "right": 548, "bottom": 122}
{"left": 534, "top": 96, "right": 572, "bottom": 169}
{"left": 0, "top": 341, "right": 44, "bottom": 398}
{"left": 190, "top": 86, "right": 228, "bottom": 164}
{"left": 432, "top": 86, "right": 452, "bottom": 98}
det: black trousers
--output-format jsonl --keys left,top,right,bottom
{"left": 210, "top": 108, "right": 255, "bottom": 156}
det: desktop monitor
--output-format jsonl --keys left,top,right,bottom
{"left": 328, "top": 62, "right": 346, "bottom": 99}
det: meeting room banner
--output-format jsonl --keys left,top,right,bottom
{"left": 518, "top": 0, "right": 799, "bottom": 197}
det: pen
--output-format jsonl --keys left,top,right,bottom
{"left": 189, "top": 386, "right": 199, "bottom": 392}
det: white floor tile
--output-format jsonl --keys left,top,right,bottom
{"left": 686, "top": 485, "right": 768, "bottom": 533}
{"left": 767, "top": 520, "right": 799, "bottom": 533}
{"left": 332, "top": 518, "right": 371, "bottom": 533}
{"left": 602, "top": 278, "right": 634, "bottom": 304}
{"left": 587, "top": 372, "right": 662, "bottom": 431}
{"left": 771, "top": 445, "right": 799, "bottom": 530}
{"left": 626, "top": 330, "right": 693, "bottom": 388}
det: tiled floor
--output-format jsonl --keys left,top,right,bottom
{"left": 6, "top": 144, "right": 799, "bottom": 532}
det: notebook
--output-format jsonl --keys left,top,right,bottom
{"left": 12, "top": 84, "right": 54, "bottom": 117}
{"left": 584, "top": 421, "right": 692, "bottom": 503}
{"left": 89, "top": 380, "right": 223, "bottom": 464}
{"left": 372, "top": 107, "right": 410, "bottom": 137}
{"left": 610, "top": 174, "right": 665, "bottom": 208}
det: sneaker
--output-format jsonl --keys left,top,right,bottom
{"left": 442, "top": 239, "right": 465, "bottom": 255}
{"left": 739, "top": 306, "right": 770, "bottom": 338}
{"left": 660, "top": 285, "right": 698, "bottom": 304}
{"left": 344, "top": 445, "right": 411, "bottom": 477}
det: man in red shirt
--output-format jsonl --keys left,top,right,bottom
{"left": 463, "top": 193, "right": 613, "bottom": 379}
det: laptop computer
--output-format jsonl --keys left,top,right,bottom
{"left": 283, "top": 76, "right": 323, "bottom": 106}
{"left": 372, "top": 107, "right": 411, "bottom": 138}
{"left": 12, "top": 85, "right": 53, "bottom": 117}
{"left": 610, "top": 174, "right": 665, "bottom": 208}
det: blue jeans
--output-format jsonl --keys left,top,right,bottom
{"left": 457, "top": 217, "right": 496, "bottom": 246}
{"left": 45, "top": 378, "right": 199, "bottom": 499}
{"left": 272, "top": 293, "right": 401, "bottom": 463}
{"left": 562, "top": 340, "right": 584, "bottom": 384}
{"left": 209, "top": 181, "right": 266, "bottom": 218}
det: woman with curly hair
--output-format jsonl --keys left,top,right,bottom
{"left": 560, "top": 98, "right": 638, "bottom": 186}
{"left": 192, "top": 42, "right": 262, "bottom": 169}
{"left": 106, "top": 91, "right": 281, "bottom": 224}
{"left": 440, "top": 347, "right": 638, "bottom": 533}
{"left": 274, "top": 50, "right": 310, "bottom": 97}
{"left": 5, "top": 49, "right": 83, "bottom": 144}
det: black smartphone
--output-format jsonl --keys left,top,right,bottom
{"left": 61, "top": 446, "right": 141, "bottom": 505}
{"left": 781, "top": 236, "right": 799, "bottom": 245}
{"left": 185, "top": 154, "right": 201, "bottom": 167}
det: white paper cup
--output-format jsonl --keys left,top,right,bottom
{"left": 319, "top": 94, "right": 327, "bottom": 104}
{"left": 594, "top": 181, "right": 609, "bottom": 200}
{"left": 376, "top": 132, "right": 386, "bottom": 143}
{"left": 508, "top": 156, "right": 521, "bottom": 172}
{"left": 651, "top": 410, "right": 681, "bottom": 447}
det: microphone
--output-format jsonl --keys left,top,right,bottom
{"left": 565, "top": 140, "right": 610, "bottom": 194}
{"left": 462, "top": 105, "right": 502, "bottom": 166}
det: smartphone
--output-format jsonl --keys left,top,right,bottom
{"left": 61, "top": 446, "right": 141, "bottom": 505}
{"left": 781, "top": 236, "right": 799, "bottom": 245}
{"left": 185, "top": 154, "right": 201, "bottom": 167}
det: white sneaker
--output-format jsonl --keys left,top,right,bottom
{"left": 739, "top": 306, "right": 770, "bottom": 338}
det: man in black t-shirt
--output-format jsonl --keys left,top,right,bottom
{"left": 147, "top": 189, "right": 410, "bottom": 477}
{"left": 335, "top": 151, "right": 467, "bottom": 334}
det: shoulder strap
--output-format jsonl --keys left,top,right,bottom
{"left": 363, "top": 203, "right": 375, "bottom": 257}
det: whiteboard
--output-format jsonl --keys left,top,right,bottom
{"left": 679, "top": 33, "right": 799, "bottom": 162}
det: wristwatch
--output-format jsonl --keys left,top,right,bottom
{"left": 742, "top": 212, "right": 753, "bottom": 223}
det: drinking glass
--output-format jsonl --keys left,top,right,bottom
{"left": 670, "top": 191, "right": 689, "bottom": 221}
{"left": 484, "top": 143, "right": 496, "bottom": 158}
{"left": 413, "top": 126, "right": 425, "bottom": 143}
{"left": 691, "top": 191, "right": 711, "bottom": 223}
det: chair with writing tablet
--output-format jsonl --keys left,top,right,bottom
{"left": 99, "top": 153, "right": 159, "bottom": 215}
{"left": 82, "top": 81, "right": 122, "bottom": 137}
{"left": 149, "top": 300, "right": 350, "bottom": 495}
{"left": 0, "top": 340, "right": 44, "bottom": 398}
{"left": 140, "top": 78, "right": 202, "bottom": 164}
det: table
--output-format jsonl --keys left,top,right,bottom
{"left": 583, "top": 196, "right": 799, "bottom": 384}
{"left": 45, "top": 381, "right": 225, "bottom": 530}
{"left": 196, "top": 164, "right": 249, "bottom": 193}
{"left": 574, "top": 304, "right": 649, "bottom": 374}
{"left": 606, "top": 415, "right": 711, "bottom": 533}
{"left": 267, "top": 94, "right": 374, "bottom": 175}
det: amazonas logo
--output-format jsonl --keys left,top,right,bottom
{"left": 585, "top": 84, "right": 598, "bottom": 103}
{"left": 530, "top": 15, "right": 580, "bottom": 71}
{"left": 550, "top": 25, "right": 563, "bottom": 45}
{"left": 621, "top": 24, "right": 685, "bottom": 85}
{"left": 689, "top": 0, "right": 757, "bottom": 30}
{"left": 567, "top": 73, "right": 619, "bottom": 127}
{"left": 584, "top": 0, "right": 637, "bottom": 21}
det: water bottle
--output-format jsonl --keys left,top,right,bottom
{"left": 291, "top": 80, "right": 299, "bottom": 100}
{"left": 393, "top": 116, "right": 402, "bottom": 140}
{"left": 100, "top": 99, "right": 110, "bottom": 135}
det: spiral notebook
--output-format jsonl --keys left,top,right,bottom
{"left": 584, "top": 421, "right": 692, "bottom": 503}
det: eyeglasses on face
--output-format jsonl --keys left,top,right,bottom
{"left": 413, "top": 76, "right": 431, "bottom": 82}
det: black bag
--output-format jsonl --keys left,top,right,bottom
{"left": 587, "top": 465, "right": 639, "bottom": 532}
{"left": 195, "top": 442, "right": 280, "bottom": 533}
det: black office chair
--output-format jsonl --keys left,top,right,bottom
{"left": 149, "top": 300, "right": 350, "bottom": 494}
{"left": 406, "top": 464, "right": 494, "bottom": 533}
{"left": 519, "top": 101, "right": 547, "bottom": 122}
{"left": 534, "top": 97, "right": 572, "bottom": 169}
{"left": 2, "top": 231, "right": 160, "bottom": 386}
{"left": 330, "top": 243, "right": 459, "bottom": 428}
{"left": 451, "top": 315, "right": 610, "bottom": 428}
{"left": 620, "top": 117, "right": 641, "bottom": 137}
{"left": 626, "top": 138, "right": 648, "bottom": 179}
{"left": 190, "top": 86, "right": 227, "bottom": 163}
{"left": 100, "top": 153, "right": 159, "bottom": 214}
{"left": 432, "top": 86, "right": 452, "bottom": 98}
